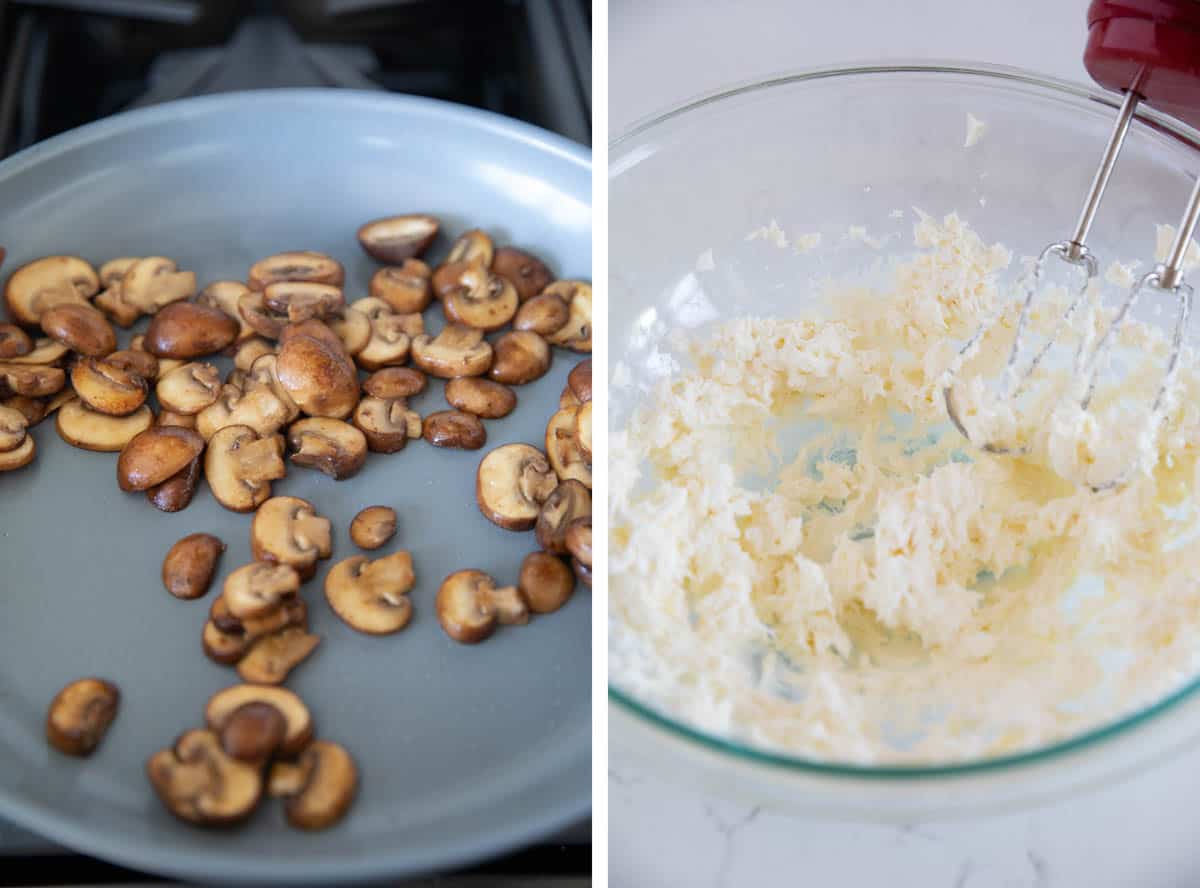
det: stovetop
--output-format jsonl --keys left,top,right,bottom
{"left": 0, "top": 1, "right": 590, "bottom": 883}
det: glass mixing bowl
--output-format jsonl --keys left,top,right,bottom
{"left": 609, "top": 62, "right": 1200, "bottom": 817}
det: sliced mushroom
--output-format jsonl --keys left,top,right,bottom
{"left": 324, "top": 551, "right": 415, "bottom": 635}
{"left": 445, "top": 229, "right": 494, "bottom": 269}
{"left": 431, "top": 259, "right": 477, "bottom": 299}
{"left": 237, "top": 628, "right": 321, "bottom": 686}
{"left": 206, "top": 684, "right": 313, "bottom": 757}
{"left": 121, "top": 257, "right": 195, "bottom": 314}
{"left": 519, "top": 551, "right": 575, "bottom": 614}
{"left": 443, "top": 266, "right": 518, "bottom": 331}
{"left": 287, "top": 417, "right": 367, "bottom": 479}
{"left": 116, "top": 425, "right": 205, "bottom": 492}
{"left": 196, "top": 280, "right": 256, "bottom": 342}
{"left": 222, "top": 562, "right": 301, "bottom": 620}
{"left": 411, "top": 324, "right": 493, "bottom": 378}
{"left": 276, "top": 332, "right": 359, "bottom": 419}
{"left": 2, "top": 396, "right": 43, "bottom": 428}
{"left": 476, "top": 443, "right": 558, "bottom": 530}
{"left": 0, "top": 363, "right": 65, "bottom": 397}
{"left": 363, "top": 366, "right": 426, "bottom": 399}
{"left": 4, "top": 256, "right": 99, "bottom": 326}
{"left": 157, "top": 410, "right": 197, "bottom": 429}
{"left": 250, "top": 496, "right": 332, "bottom": 581}
{"left": 423, "top": 410, "right": 486, "bottom": 450}
{"left": 543, "top": 281, "right": 592, "bottom": 352}
{"left": 38, "top": 304, "right": 116, "bottom": 357}
{"left": 559, "top": 385, "right": 580, "bottom": 410}
{"left": 232, "top": 336, "right": 275, "bottom": 372}
{"left": 245, "top": 353, "right": 300, "bottom": 417}
{"left": 490, "top": 331, "right": 551, "bottom": 385}
{"left": 211, "top": 593, "right": 308, "bottom": 642}
{"left": 369, "top": 260, "right": 433, "bottom": 313}
{"left": 197, "top": 384, "right": 294, "bottom": 441}
{"left": 0, "top": 324, "right": 32, "bottom": 358}
{"left": 4, "top": 337, "right": 69, "bottom": 365}
{"left": 218, "top": 701, "right": 288, "bottom": 763}
{"left": 268, "top": 761, "right": 308, "bottom": 798}
{"left": 445, "top": 377, "right": 516, "bottom": 418}
{"left": 248, "top": 251, "right": 344, "bottom": 291}
{"left": 106, "top": 348, "right": 158, "bottom": 381}
{"left": 328, "top": 308, "right": 372, "bottom": 356}
{"left": 263, "top": 281, "right": 344, "bottom": 323}
{"left": 349, "top": 506, "right": 397, "bottom": 550}
{"left": 0, "top": 405, "right": 27, "bottom": 452}
{"left": 205, "top": 425, "right": 287, "bottom": 511}
{"left": 98, "top": 257, "right": 138, "bottom": 289}
{"left": 202, "top": 620, "right": 251, "bottom": 665}
{"left": 565, "top": 517, "right": 592, "bottom": 568}
{"left": 44, "top": 388, "right": 75, "bottom": 416}
{"left": 238, "top": 289, "right": 289, "bottom": 339}
{"left": 285, "top": 740, "right": 358, "bottom": 831}
{"left": 156, "top": 362, "right": 221, "bottom": 414}
{"left": 492, "top": 246, "right": 554, "bottom": 302}
{"left": 535, "top": 480, "right": 592, "bottom": 554}
{"left": 567, "top": 358, "right": 592, "bottom": 403}
{"left": 350, "top": 298, "right": 414, "bottom": 371}
{"left": 45, "top": 678, "right": 120, "bottom": 756}
{"left": 94, "top": 286, "right": 142, "bottom": 328}
{"left": 146, "top": 729, "right": 262, "bottom": 825}
{"left": 435, "top": 569, "right": 508, "bottom": 644}
{"left": 277, "top": 318, "right": 347, "bottom": 352}
{"left": 147, "top": 455, "right": 201, "bottom": 513}
{"left": 144, "top": 301, "right": 238, "bottom": 358}
{"left": 513, "top": 291, "right": 570, "bottom": 336}
{"left": 575, "top": 400, "right": 592, "bottom": 461}
{"left": 546, "top": 407, "right": 592, "bottom": 488}
{"left": 352, "top": 396, "right": 421, "bottom": 453}
{"left": 162, "top": 533, "right": 225, "bottom": 600}
{"left": 0, "top": 434, "right": 34, "bottom": 471}
{"left": 357, "top": 214, "right": 440, "bottom": 264}
{"left": 56, "top": 400, "right": 153, "bottom": 452}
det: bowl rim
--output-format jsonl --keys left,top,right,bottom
{"left": 608, "top": 60, "right": 1200, "bottom": 780}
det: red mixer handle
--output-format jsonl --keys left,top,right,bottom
{"left": 1085, "top": 0, "right": 1200, "bottom": 127}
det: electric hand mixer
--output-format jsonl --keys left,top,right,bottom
{"left": 943, "top": 0, "right": 1200, "bottom": 489}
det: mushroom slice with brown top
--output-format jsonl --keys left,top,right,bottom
{"left": 1, "top": 396, "right": 42, "bottom": 428}
{"left": 157, "top": 410, "right": 197, "bottom": 429}
{"left": 423, "top": 410, "right": 486, "bottom": 450}
{"left": 3, "top": 256, "right": 99, "bottom": 326}
{"left": 567, "top": 358, "right": 592, "bottom": 403}
{"left": 268, "top": 761, "right": 307, "bottom": 798}
{"left": 357, "top": 214, "right": 440, "bottom": 264}
{"left": 348, "top": 297, "right": 415, "bottom": 371}
{"left": 285, "top": 740, "right": 358, "bottom": 831}
{"left": 492, "top": 247, "right": 554, "bottom": 302}
{"left": 352, "top": 396, "right": 421, "bottom": 453}
{"left": 0, "top": 363, "right": 65, "bottom": 397}
{"left": 94, "top": 286, "right": 142, "bottom": 328}
{"left": 39, "top": 304, "right": 116, "bottom": 357}
{"left": 202, "top": 620, "right": 251, "bottom": 665}
{"left": 435, "top": 569, "right": 520, "bottom": 643}
{"left": 546, "top": 407, "right": 592, "bottom": 488}
{"left": 156, "top": 362, "right": 221, "bottom": 414}
{"left": 277, "top": 318, "right": 348, "bottom": 352}
{"left": 56, "top": 400, "right": 153, "bottom": 452}
{"left": 443, "top": 266, "right": 519, "bottom": 331}
{"left": 559, "top": 386, "right": 580, "bottom": 410}
{"left": 251, "top": 495, "right": 332, "bottom": 581}
{"left": 431, "top": 259, "right": 477, "bottom": 299}
{"left": 276, "top": 331, "right": 359, "bottom": 419}
{"left": 349, "top": 506, "right": 397, "bottom": 550}
{"left": 237, "top": 289, "right": 289, "bottom": 339}
{"left": 144, "top": 301, "right": 239, "bottom": 359}
{"left": 476, "top": 443, "right": 558, "bottom": 531}
{"left": 263, "top": 281, "right": 344, "bottom": 323}
{"left": 162, "top": 533, "right": 225, "bottom": 599}
{"left": 520, "top": 551, "right": 575, "bottom": 613}
{"left": 411, "top": 324, "right": 493, "bottom": 379}
{"left": 363, "top": 366, "right": 426, "bottom": 399}
{"left": 3, "top": 337, "right": 68, "bottom": 365}
{"left": 205, "top": 684, "right": 313, "bottom": 757}
{"left": 287, "top": 417, "right": 367, "bottom": 479}
{"left": 369, "top": 260, "right": 432, "bottom": 313}
{"left": 97, "top": 257, "right": 137, "bottom": 291}
{"left": 446, "top": 228, "right": 494, "bottom": 269}
{"left": 121, "top": 257, "right": 195, "bottom": 314}
{"left": 205, "top": 425, "right": 287, "bottom": 511}
{"left": 218, "top": 701, "right": 288, "bottom": 763}
{"left": 196, "top": 280, "right": 257, "bottom": 342}
{"left": 222, "top": 562, "right": 301, "bottom": 620}
{"left": 535, "top": 480, "right": 592, "bottom": 554}
{"left": 0, "top": 405, "right": 27, "bottom": 452}
{"left": 513, "top": 291, "right": 570, "bottom": 336}
{"left": 445, "top": 377, "right": 516, "bottom": 418}
{"left": 146, "top": 729, "right": 263, "bottom": 825}
{"left": 0, "top": 324, "right": 32, "bottom": 359}
{"left": 0, "top": 434, "right": 34, "bottom": 471}
{"left": 327, "top": 308, "right": 371, "bottom": 356}
{"left": 45, "top": 678, "right": 120, "bottom": 756}
{"left": 324, "top": 551, "right": 416, "bottom": 635}
{"left": 566, "top": 518, "right": 592, "bottom": 568}
{"left": 197, "top": 384, "right": 293, "bottom": 442}
{"left": 575, "top": 400, "right": 592, "bottom": 461}
{"left": 211, "top": 594, "right": 308, "bottom": 642}
{"left": 489, "top": 331, "right": 551, "bottom": 385}
{"left": 232, "top": 336, "right": 275, "bottom": 372}
{"left": 146, "top": 455, "right": 202, "bottom": 513}
{"left": 106, "top": 348, "right": 158, "bottom": 381}
{"left": 543, "top": 281, "right": 592, "bottom": 352}
{"left": 248, "top": 251, "right": 344, "bottom": 291}
{"left": 116, "top": 425, "right": 205, "bottom": 492}
{"left": 237, "top": 628, "right": 321, "bottom": 685}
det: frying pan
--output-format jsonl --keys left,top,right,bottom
{"left": 0, "top": 89, "right": 591, "bottom": 884}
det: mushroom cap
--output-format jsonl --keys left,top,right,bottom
{"left": 276, "top": 332, "right": 359, "bottom": 419}
{"left": 443, "top": 266, "right": 519, "bottom": 332}
{"left": 445, "top": 377, "right": 517, "bottom": 419}
{"left": 489, "top": 331, "right": 551, "bottom": 385}
{"left": 0, "top": 434, "right": 35, "bottom": 471}
{"left": 222, "top": 561, "right": 301, "bottom": 620}
{"left": 368, "top": 260, "right": 433, "bottom": 313}
{"left": 156, "top": 362, "right": 221, "bottom": 415}
{"left": 535, "top": 479, "right": 593, "bottom": 554}
{"left": 519, "top": 551, "right": 575, "bottom": 614}
{"left": 285, "top": 740, "right": 359, "bottom": 831}
{"left": 237, "top": 627, "right": 321, "bottom": 686}
{"left": 39, "top": 303, "right": 116, "bottom": 356}
{"left": 106, "top": 348, "right": 159, "bottom": 381}
{"left": 362, "top": 366, "right": 426, "bottom": 399}
{"left": 116, "top": 425, "right": 205, "bottom": 492}
{"left": 45, "top": 677, "right": 120, "bottom": 756}
{"left": 565, "top": 517, "right": 592, "bottom": 567}
{"left": 3, "top": 337, "right": 69, "bottom": 365}
{"left": 205, "top": 684, "right": 313, "bottom": 757}
{"left": 513, "top": 291, "right": 570, "bottom": 336}
{"left": 349, "top": 506, "right": 397, "bottom": 550}
{"left": 0, "top": 405, "right": 29, "bottom": 452}
{"left": 357, "top": 214, "right": 440, "bottom": 264}
{"left": 435, "top": 569, "right": 499, "bottom": 644}
{"left": 205, "top": 425, "right": 287, "bottom": 512}
{"left": 263, "top": 281, "right": 345, "bottom": 323}
{"left": 56, "top": 400, "right": 153, "bottom": 452}
{"left": 411, "top": 324, "right": 493, "bottom": 379}
{"left": 324, "top": 551, "right": 415, "bottom": 635}
{"left": 146, "top": 455, "right": 202, "bottom": 513}
{"left": 567, "top": 358, "right": 592, "bottom": 403}
{"left": 543, "top": 281, "right": 592, "bottom": 352}
{"left": 0, "top": 362, "right": 65, "bottom": 397}
{"left": 218, "top": 701, "right": 288, "bottom": 763}
{"left": 546, "top": 407, "right": 592, "bottom": 488}
{"left": 422, "top": 410, "right": 486, "bottom": 450}
{"left": 70, "top": 357, "right": 148, "bottom": 416}
{"left": 287, "top": 417, "right": 367, "bottom": 479}
{"left": 121, "top": 257, "right": 195, "bottom": 313}
{"left": 4, "top": 256, "right": 99, "bottom": 326}
{"left": 0, "top": 323, "right": 33, "bottom": 359}
{"left": 352, "top": 396, "right": 418, "bottom": 453}
{"left": 146, "top": 728, "right": 263, "bottom": 825}
{"left": 476, "top": 443, "right": 558, "bottom": 531}
{"left": 144, "top": 301, "right": 239, "bottom": 359}
{"left": 162, "top": 533, "right": 225, "bottom": 599}
{"left": 492, "top": 246, "right": 554, "bottom": 302}
{"left": 248, "top": 251, "right": 344, "bottom": 291}
{"left": 237, "top": 289, "right": 288, "bottom": 339}
{"left": 250, "top": 495, "right": 332, "bottom": 580}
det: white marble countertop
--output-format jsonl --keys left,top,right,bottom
{"left": 609, "top": 2, "right": 1200, "bottom": 886}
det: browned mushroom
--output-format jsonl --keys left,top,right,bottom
{"left": 284, "top": 740, "right": 358, "bottom": 831}
{"left": 445, "top": 377, "right": 517, "bottom": 418}
{"left": 327, "top": 308, "right": 372, "bottom": 356}
{"left": 575, "top": 400, "right": 592, "bottom": 461}
{"left": 368, "top": 260, "right": 433, "bottom": 314}
{"left": 352, "top": 396, "right": 421, "bottom": 453}
{"left": 236, "top": 628, "right": 321, "bottom": 685}
{"left": 237, "top": 289, "right": 289, "bottom": 339}
{"left": 116, "top": 425, "right": 205, "bottom": 492}
{"left": 476, "top": 443, "right": 558, "bottom": 530}
{"left": 218, "top": 701, "right": 288, "bottom": 763}
{"left": 431, "top": 259, "right": 476, "bottom": 299}
{"left": 565, "top": 517, "right": 592, "bottom": 568}
{"left": 156, "top": 362, "right": 221, "bottom": 414}
{"left": 443, "top": 266, "right": 519, "bottom": 331}
{"left": 349, "top": 506, "right": 397, "bottom": 550}
{"left": 205, "top": 684, "right": 313, "bottom": 757}
{"left": 146, "top": 729, "right": 263, "bottom": 825}
{"left": 232, "top": 336, "right": 275, "bottom": 372}
{"left": 546, "top": 407, "right": 592, "bottom": 487}
{"left": 106, "top": 348, "right": 159, "bottom": 381}
{"left": 202, "top": 620, "right": 252, "bottom": 665}
{"left": 56, "top": 400, "right": 153, "bottom": 452}
{"left": 196, "top": 280, "right": 257, "bottom": 342}
{"left": 210, "top": 594, "right": 308, "bottom": 642}
{"left": 3, "top": 395, "right": 47, "bottom": 426}
{"left": 197, "top": 382, "right": 295, "bottom": 442}
{"left": 0, "top": 324, "right": 32, "bottom": 359}
{"left": 362, "top": 366, "right": 426, "bottom": 399}
{"left": 411, "top": 324, "right": 493, "bottom": 378}
{"left": 4, "top": 256, "right": 99, "bottom": 326}
{"left": 39, "top": 304, "right": 116, "bottom": 356}
{"left": 245, "top": 353, "right": 300, "bottom": 419}
{"left": 263, "top": 281, "right": 345, "bottom": 323}
{"left": 276, "top": 331, "right": 359, "bottom": 419}
{"left": 349, "top": 297, "right": 418, "bottom": 371}
{"left": 162, "top": 533, "right": 226, "bottom": 600}
{"left": 567, "top": 358, "right": 592, "bottom": 403}
{"left": 559, "top": 386, "right": 580, "bottom": 410}
{"left": 248, "top": 251, "right": 344, "bottom": 291}
{"left": 144, "top": 301, "right": 239, "bottom": 359}
{"left": 543, "top": 281, "right": 592, "bottom": 352}
{"left": 250, "top": 496, "right": 332, "bottom": 581}
{"left": 157, "top": 410, "right": 197, "bottom": 429}
{"left": 0, "top": 363, "right": 65, "bottom": 397}
{"left": 519, "top": 551, "right": 575, "bottom": 613}
{"left": 4, "top": 337, "right": 69, "bottom": 366}
{"left": 0, "top": 434, "right": 35, "bottom": 471}
{"left": 287, "top": 417, "right": 367, "bottom": 479}
{"left": 146, "top": 454, "right": 202, "bottom": 512}
{"left": 357, "top": 214, "right": 440, "bottom": 264}
{"left": 324, "top": 551, "right": 416, "bottom": 635}
{"left": 422, "top": 410, "right": 486, "bottom": 450}
{"left": 436, "top": 569, "right": 527, "bottom": 644}
{"left": 70, "top": 357, "right": 148, "bottom": 416}
{"left": 0, "top": 405, "right": 30, "bottom": 450}
{"left": 535, "top": 480, "right": 592, "bottom": 554}
{"left": 98, "top": 257, "right": 138, "bottom": 290}
{"left": 492, "top": 247, "right": 554, "bottom": 302}
{"left": 205, "top": 425, "right": 287, "bottom": 511}
{"left": 94, "top": 284, "right": 142, "bottom": 328}
{"left": 45, "top": 678, "right": 120, "bottom": 757}
{"left": 513, "top": 291, "right": 570, "bottom": 336}
{"left": 222, "top": 562, "right": 301, "bottom": 620}
{"left": 445, "top": 229, "right": 494, "bottom": 269}
{"left": 121, "top": 257, "right": 195, "bottom": 314}
{"left": 489, "top": 331, "right": 551, "bottom": 385}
